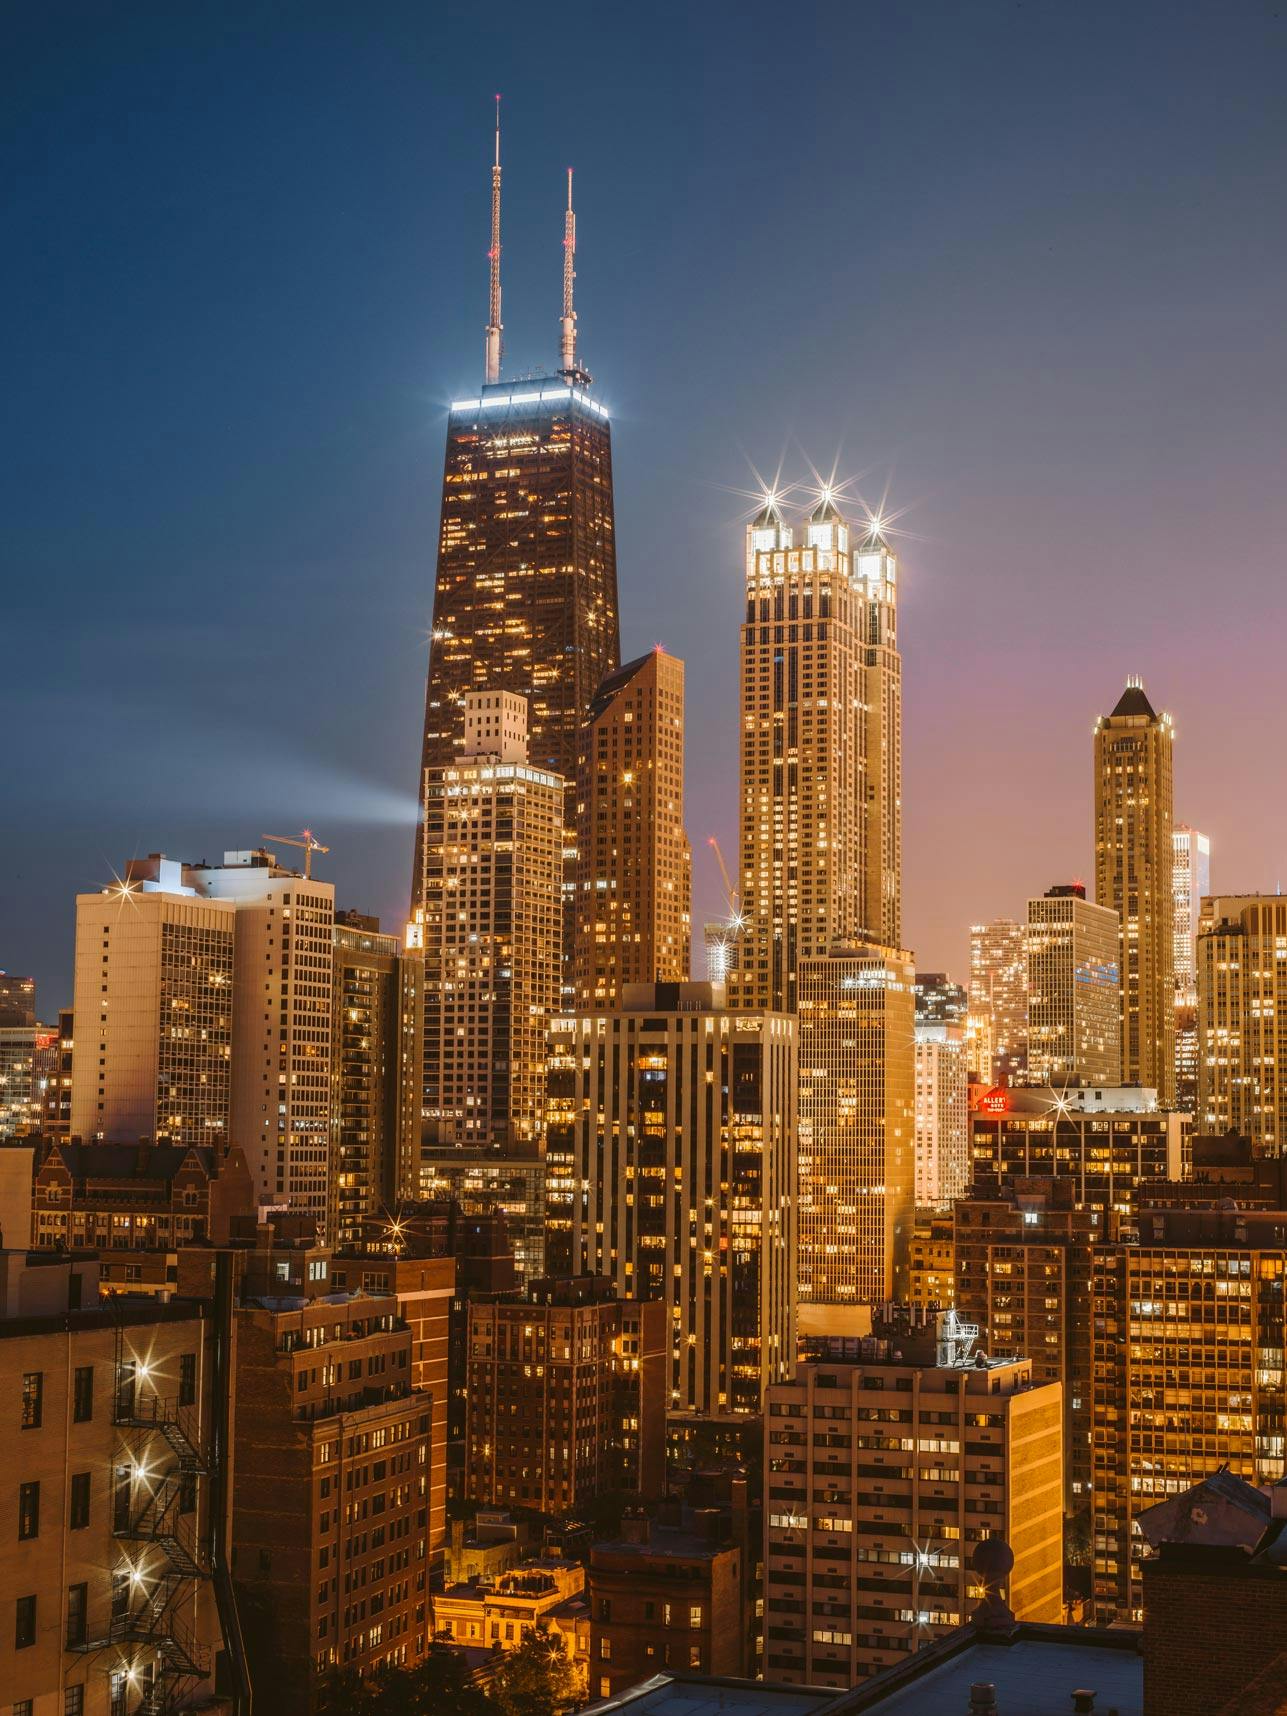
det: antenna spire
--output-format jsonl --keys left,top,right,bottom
{"left": 484, "top": 95, "right": 502, "bottom": 385}
{"left": 558, "top": 166, "right": 591, "bottom": 384}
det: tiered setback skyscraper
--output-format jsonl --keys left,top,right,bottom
{"left": 555, "top": 982, "right": 796, "bottom": 1415}
{"left": 968, "top": 919, "right": 1028, "bottom": 1085}
{"left": 731, "top": 495, "right": 901, "bottom": 1014}
{"left": 1025, "top": 883, "right": 1121, "bottom": 1086}
{"left": 1198, "top": 895, "right": 1287, "bottom": 1153}
{"left": 797, "top": 944, "right": 916, "bottom": 1304}
{"left": 574, "top": 648, "right": 691, "bottom": 1006}
{"left": 418, "top": 692, "right": 563, "bottom": 1151}
{"left": 1094, "top": 679, "right": 1176, "bottom": 1103}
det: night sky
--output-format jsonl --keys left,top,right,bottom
{"left": 5, "top": 1, "right": 1287, "bottom": 1014}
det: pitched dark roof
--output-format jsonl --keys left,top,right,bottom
{"left": 1109, "top": 681, "right": 1157, "bottom": 719}
{"left": 588, "top": 654, "right": 656, "bottom": 725}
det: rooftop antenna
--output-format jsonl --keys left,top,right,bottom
{"left": 558, "top": 167, "right": 591, "bottom": 385}
{"left": 484, "top": 95, "right": 503, "bottom": 385}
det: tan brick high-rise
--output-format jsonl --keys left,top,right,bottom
{"left": 1094, "top": 678, "right": 1175, "bottom": 1104}
{"left": 731, "top": 495, "right": 900, "bottom": 1014}
{"left": 574, "top": 648, "right": 691, "bottom": 1007}
{"left": 1198, "top": 895, "right": 1287, "bottom": 1152}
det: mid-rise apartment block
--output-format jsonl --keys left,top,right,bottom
{"left": 0, "top": 1250, "right": 237, "bottom": 1716}
{"left": 70, "top": 858, "right": 235, "bottom": 1148}
{"left": 1091, "top": 1207, "right": 1287, "bottom": 1622}
{"left": 418, "top": 691, "right": 562, "bottom": 1150}
{"left": 763, "top": 1308, "right": 1064, "bottom": 1687}
{"left": 1025, "top": 884, "right": 1121, "bottom": 1087}
{"left": 798, "top": 945, "right": 915, "bottom": 1306}
{"left": 465, "top": 1275, "right": 666, "bottom": 1514}
{"left": 210, "top": 1238, "right": 432, "bottom": 1708}
{"left": 555, "top": 982, "right": 796, "bottom": 1414}
{"left": 588, "top": 1506, "right": 747, "bottom": 1701}
{"left": 1197, "top": 894, "right": 1287, "bottom": 1154}
{"left": 574, "top": 648, "right": 691, "bottom": 1008}
{"left": 954, "top": 1180, "right": 1099, "bottom": 1510}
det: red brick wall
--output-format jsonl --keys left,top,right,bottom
{"left": 1143, "top": 1555, "right": 1287, "bottom": 1716}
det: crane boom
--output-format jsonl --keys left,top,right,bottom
{"left": 706, "top": 836, "right": 741, "bottom": 922}
{"left": 262, "top": 829, "right": 330, "bottom": 880}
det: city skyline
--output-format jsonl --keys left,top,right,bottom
{"left": 5, "top": 4, "right": 1287, "bottom": 1014}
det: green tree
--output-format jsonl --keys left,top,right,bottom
{"left": 491, "top": 1624, "right": 584, "bottom": 1716}
{"left": 316, "top": 1647, "right": 498, "bottom": 1716}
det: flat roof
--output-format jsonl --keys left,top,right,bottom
{"left": 584, "top": 1676, "right": 830, "bottom": 1715}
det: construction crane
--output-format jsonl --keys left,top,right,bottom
{"left": 707, "top": 837, "right": 742, "bottom": 930}
{"left": 262, "top": 829, "right": 330, "bottom": 879}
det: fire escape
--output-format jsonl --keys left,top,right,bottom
{"left": 75, "top": 1330, "right": 213, "bottom": 1716}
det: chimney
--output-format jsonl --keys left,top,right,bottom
{"left": 969, "top": 1686, "right": 998, "bottom": 1713}
{"left": 619, "top": 1509, "right": 650, "bottom": 1545}
{"left": 1071, "top": 1695, "right": 1097, "bottom": 1714}
{"left": 1271, "top": 1480, "right": 1287, "bottom": 1520}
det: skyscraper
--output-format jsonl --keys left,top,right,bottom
{"left": 188, "top": 848, "right": 336, "bottom": 1228}
{"left": 555, "top": 982, "right": 796, "bottom": 1415}
{"left": 797, "top": 942, "right": 916, "bottom": 1305}
{"left": 912, "top": 972, "right": 969, "bottom": 1206}
{"left": 412, "top": 116, "right": 619, "bottom": 926}
{"left": 1197, "top": 894, "right": 1287, "bottom": 1153}
{"left": 1172, "top": 824, "right": 1210, "bottom": 1113}
{"left": 1025, "top": 883, "right": 1121, "bottom": 1086}
{"left": 968, "top": 918, "right": 1028, "bottom": 1085}
{"left": 731, "top": 492, "right": 900, "bottom": 1014}
{"left": 417, "top": 691, "right": 563, "bottom": 1152}
{"left": 328, "top": 912, "right": 425, "bottom": 1246}
{"left": 574, "top": 648, "right": 691, "bottom": 1007}
{"left": 1094, "top": 678, "right": 1176, "bottom": 1103}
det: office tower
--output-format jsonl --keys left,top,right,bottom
{"left": 1172, "top": 825, "right": 1210, "bottom": 984}
{"left": 968, "top": 919, "right": 1028, "bottom": 1086}
{"left": 70, "top": 857, "right": 235, "bottom": 1148}
{"left": 574, "top": 648, "right": 691, "bottom": 1007}
{"left": 1094, "top": 678, "right": 1176, "bottom": 1103}
{"left": 419, "top": 691, "right": 562, "bottom": 1151}
{"left": 1172, "top": 831, "right": 1208, "bottom": 1106}
{"left": 762, "top": 1308, "right": 1064, "bottom": 1688}
{"left": 465, "top": 1275, "right": 666, "bottom": 1513}
{"left": 328, "top": 912, "right": 425, "bottom": 1246}
{"left": 185, "top": 848, "right": 336, "bottom": 1229}
{"left": 0, "top": 1250, "right": 235, "bottom": 1716}
{"left": 954, "top": 1182, "right": 1100, "bottom": 1512}
{"left": 420, "top": 1148, "right": 547, "bottom": 1283}
{"left": 1091, "top": 1207, "right": 1287, "bottom": 1622}
{"left": 0, "top": 970, "right": 36, "bottom": 1026}
{"left": 732, "top": 493, "right": 900, "bottom": 1014}
{"left": 589, "top": 1507, "right": 748, "bottom": 1700}
{"left": 33, "top": 1011, "right": 71, "bottom": 1137}
{"left": 221, "top": 1235, "right": 432, "bottom": 1703}
{"left": 969, "top": 1082, "right": 1188, "bottom": 1204}
{"left": 412, "top": 124, "right": 619, "bottom": 929}
{"left": 1025, "top": 883, "right": 1121, "bottom": 1086}
{"left": 557, "top": 981, "right": 796, "bottom": 1414}
{"left": 912, "top": 972, "right": 969, "bottom": 1207}
{"left": 906, "top": 1211, "right": 955, "bottom": 1308}
{"left": 798, "top": 944, "right": 916, "bottom": 1306}
{"left": 704, "top": 920, "right": 733, "bottom": 986}
{"left": 0, "top": 1023, "right": 41, "bottom": 1138}
{"left": 1197, "top": 895, "right": 1287, "bottom": 1154}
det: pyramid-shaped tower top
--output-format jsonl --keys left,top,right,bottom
{"left": 1110, "top": 676, "right": 1158, "bottom": 720}
{"left": 809, "top": 486, "right": 846, "bottom": 526}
